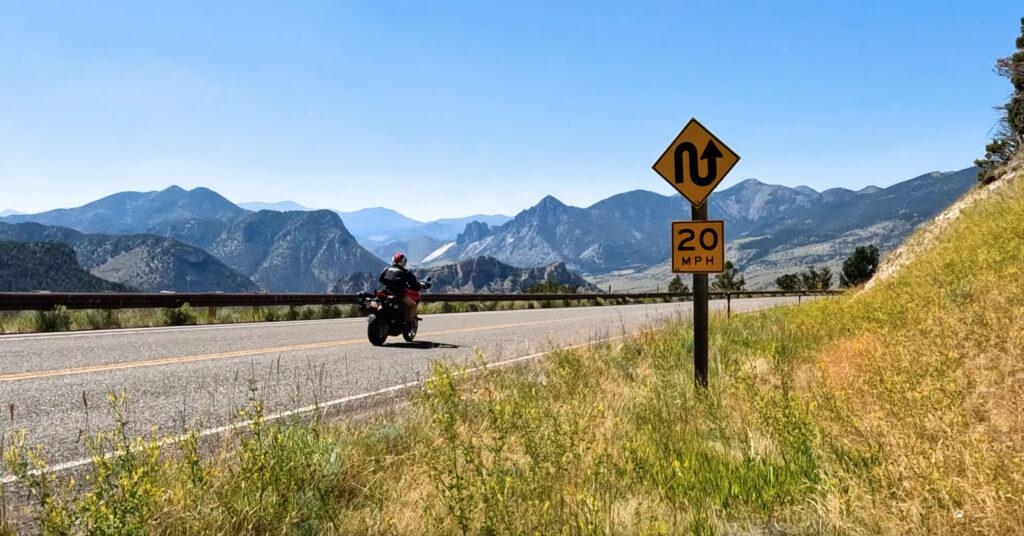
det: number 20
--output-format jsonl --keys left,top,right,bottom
{"left": 677, "top": 228, "right": 718, "bottom": 251}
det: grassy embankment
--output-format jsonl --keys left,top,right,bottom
{"left": 2, "top": 172, "right": 1022, "bottom": 534}
{"left": 0, "top": 296, "right": 684, "bottom": 335}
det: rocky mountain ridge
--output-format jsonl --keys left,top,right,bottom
{"left": 331, "top": 256, "right": 598, "bottom": 294}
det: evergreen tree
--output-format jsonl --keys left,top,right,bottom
{"left": 840, "top": 245, "right": 880, "bottom": 287}
{"left": 711, "top": 261, "right": 746, "bottom": 291}
{"left": 800, "top": 265, "right": 833, "bottom": 291}
{"left": 976, "top": 17, "right": 1024, "bottom": 183}
{"left": 667, "top": 275, "right": 689, "bottom": 294}
{"left": 522, "top": 279, "right": 579, "bottom": 294}
{"left": 775, "top": 273, "right": 801, "bottom": 291}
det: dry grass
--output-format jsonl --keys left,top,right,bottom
{"left": 3, "top": 170, "right": 1023, "bottom": 534}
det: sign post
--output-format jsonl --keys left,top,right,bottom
{"left": 691, "top": 204, "right": 710, "bottom": 387}
{"left": 653, "top": 118, "right": 739, "bottom": 388}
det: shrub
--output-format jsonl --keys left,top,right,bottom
{"left": 163, "top": 304, "right": 197, "bottom": 326}
{"left": 81, "top": 309, "right": 119, "bottom": 330}
{"left": 35, "top": 306, "right": 72, "bottom": 332}
{"left": 316, "top": 305, "right": 341, "bottom": 319}
{"left": 711, "top": 261, "right": 746, "bottom": 291}
{"left": 775, "top": 273, "right": 802, "bottom": 291}
{"left": 799, "top": 265, "right": 833, "bottom": 290}
{"left": 283, "top": 306, "right": 300, "bottom": 321}
{"left": 840, "top": 245, "right": 880, "bottom": 287}
{"left": 668, "top": 275, "right": 689, "bottom": 294}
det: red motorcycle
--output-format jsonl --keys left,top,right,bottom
{"left": 357, "top": 278, "right": 431, "bottom": 346}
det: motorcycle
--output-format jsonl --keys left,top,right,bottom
{"left": 358, "top": 277, "right": 432, "bottom": 346}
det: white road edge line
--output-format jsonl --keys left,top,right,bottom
{"left": 0, "top": 332, "right": 638, "bottom": 484}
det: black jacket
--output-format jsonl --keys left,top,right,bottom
{"left": 379, "top": 264, "right": 421, "bottom": 295}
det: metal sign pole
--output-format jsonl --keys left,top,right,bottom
{"left": 653, "top": 118, "right": 739, "bottom": 391}
{"left": 691, "top": 202, "right": 709, "bottom": 388}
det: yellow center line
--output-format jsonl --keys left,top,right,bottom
{"left": 0, "top": 311, "right": 642, "bottom": 383}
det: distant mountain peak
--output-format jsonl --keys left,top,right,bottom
{"left": 457, "top": 221, "right": 492, "bottom": 243}
{"left": 794, "top": 185, "right": 818, "bottom": 194}
{"left": 537, "top": 194, "right": 566, "bottom": 207}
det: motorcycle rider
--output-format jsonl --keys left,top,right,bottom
{"left": 378, "top": 253, "right": 423, "bottom": 324}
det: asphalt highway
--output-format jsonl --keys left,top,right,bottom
{"left": 0, "top": 297, "right": 799, "bottom": 475}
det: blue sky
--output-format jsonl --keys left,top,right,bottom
{"left": 1, "top": 1, "right": 1020, "bottom": 220}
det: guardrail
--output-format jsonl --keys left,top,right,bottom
{"left": 0, "top": 290, "right": 842, "bottom": 312}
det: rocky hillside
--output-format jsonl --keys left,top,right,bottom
{"left": 0, "top": 223, "right": 257, "bottom": 292}
{"left": 331, "top": 256, "right": 598, "bottom": 294}
{"left": 0, "top": 240, "right": 133, "bottom": 292}
{"left": 209, "top": 210, "right": 385, "bottom": 292}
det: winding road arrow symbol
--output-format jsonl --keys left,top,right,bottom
{"left": 673, "top": 140, "right": 723, "bottom": 187}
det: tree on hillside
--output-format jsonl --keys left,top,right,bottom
{"left": 976, "top": 17, "right": 1024, "bottom": 184}
{"left": 800, "top": 265, "right": 833, "bottom": 291}
{"left": 667, "top": 275, "right": 690, "bottom": 294}
{"left": 775, "top": 273, "right": 802, "bottom": 291}
{"left": 522, "top": 279, "right": 579, "bottom": 294}
{"left": 711, "top": 261, "right": 746, "bottom": 291}
{"left": 840, "top": 245, "right": 880, "bottom": 287}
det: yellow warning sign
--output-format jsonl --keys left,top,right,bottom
{"left": 653, "top": 118, "right": 740, "bottom": 207}
{"left": 671, "top": 220, "right": 725, "bottom": 273}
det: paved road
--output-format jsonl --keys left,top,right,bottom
{"left": 0, "top": 297, "right": 798, "bottom": 474}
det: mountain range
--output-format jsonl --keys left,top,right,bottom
{"left": 1, "top": 186, "right": 246, "bottom": 235}
{"left": 0, "top": 166, "right": 978, "bottom": 292}
{"left": 423, "top": 167, "right": 977, "bottom": 287}
{"left": 331, "top": 256, "right": 598, "bottom": 294}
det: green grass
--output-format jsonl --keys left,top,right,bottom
{"left": 3, "top": 173, "right": 1023, "bottom": 533}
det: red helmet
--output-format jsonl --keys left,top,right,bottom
{"left": 392, "top": 252, "right": 407, "bottom": 267}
